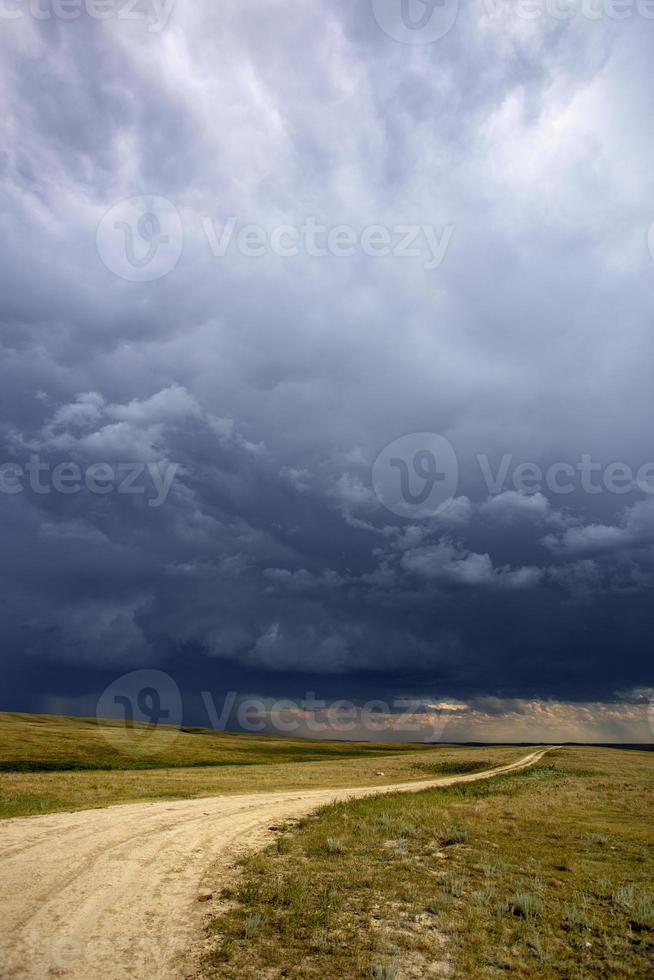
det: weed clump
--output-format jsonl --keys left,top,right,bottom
{"left": 371, "top": 956, "right": 400, "bottom": 979}
{"left": 243, "top": 913, "right": 264, "bottom": 939}
{"left": 442, "top": 827, "right": 468, "bottom": 847}
{"left": 613, "top": 884, "right": 654, "bottom": 930}
{"left": 510, "top": 893, "right": 543, "bottom": 918}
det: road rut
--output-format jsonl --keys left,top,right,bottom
{"left": 0, "top": 748, "right": 551, "bottom": 979}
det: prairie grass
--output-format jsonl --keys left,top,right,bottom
{"left": 510, "top": 892, "right": 543, "bottom": 918}
{"left": 0, "top": 711, "right": 520, "bottom": 818}
{"left": 204, "top": 747, "right": 654, "bottom": 979}
{"left": 0, "top": 711, "right": 437, "bottom": 772}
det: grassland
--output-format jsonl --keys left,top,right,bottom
{"left": 0, "top": 711, "right": 522, "bottom": 819}
{"left": 205, "top": 746, "right": 654, "bottom": 979}
{"left": 0, "top": 711, "right": 436, "bottom": 771}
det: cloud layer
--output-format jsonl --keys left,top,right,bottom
{"left": 1, "top": 3, "right": 654, "bottom": 733}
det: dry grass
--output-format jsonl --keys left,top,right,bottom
{"left": 0, "top": 711, "right": 436, "bottom": 771}
{"left": 0, "top": 711, "right": 521, "bottom": 818}
{"left": 204, "top": 746, "right": 654, "bottom": 979}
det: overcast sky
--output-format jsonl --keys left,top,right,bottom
{"left": 1, "top": 1, "right": 653, "bottom": 741}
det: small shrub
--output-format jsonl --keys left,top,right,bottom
{"left": 613, "top": 884, "right": 654, "bottom": 929}
{"left": 442, "top": 827, "right": 468, "bottom": 847}
{"left": 524, "top": 926, "right": 549, "bottom": 964}
{"left": 326, "top": 836, "right": 344, "bottom": 855}
{"left": 371, "top": 956, "right": 400, "bottom": 980}
{"left": 426, "top": 894, "right": 454, "bottom": 915}
{"left": 311, "top": 927, "right": 333, "bottom": 953}
{"left": 471, "top": 888, "right": 493, "bottom": 906}
{"left": 510, "top": 893, "right": 543, "bottom": 918}
{"left": 243, "top": 913, "right": 264, "bottom": 939}
{"left": 443, "top": 873, "right": 464, "bottom": 898}
{"left": 563, "top": 892, "right": 595, "bottom": 931}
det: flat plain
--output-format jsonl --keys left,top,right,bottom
{"left": 0, "top": 711, "right": 521, "bottom": 818}
{"left": 205, "top": 745, "right": 654, "bottom": 979}
{"left": 2, "top": 714, "right": 651, "bottom": 979}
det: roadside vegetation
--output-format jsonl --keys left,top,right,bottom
{"left": 204, "top": 746, "right": 654, "bottom": 979}
{"left": 0, "top": 711, "right": 521, "bottom": 818}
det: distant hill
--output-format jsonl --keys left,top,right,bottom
{"left": 0, "top": 711, "right": 432, "bottom": 773}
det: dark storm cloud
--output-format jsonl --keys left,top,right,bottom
{"left": 1, "top": 1, "right": 654, "bottom": 724}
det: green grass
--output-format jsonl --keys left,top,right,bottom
{"left": 204, "top": 747, "right": 654, "bottom": 978}
{"left": 0, "top": 711, "right": 523, "bottom": 819}
{"left": 0, "top": 711, "right": 433, "bottom": 771}
{"left": 411, "top": 759, "right": 495, "bottom": 776}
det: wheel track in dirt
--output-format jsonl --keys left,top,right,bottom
{"left": 0, "top": 748, "right": 554, "bottom": 979}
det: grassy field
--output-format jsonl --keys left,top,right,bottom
{"left": 205, "top": 746, "right": 654, "bottom": 979}
{"left": 0, "top": 711, "right": 522, "bottom": 819}
{"left": 0, "top": 711, "right": 438, "bottom": 771}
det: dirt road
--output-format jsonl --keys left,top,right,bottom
{"left": 0, "top": 748, "right": 551, "bottom": 979}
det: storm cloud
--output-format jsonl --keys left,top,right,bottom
{"left": 1, "top": 1, "right": 654, "bottom": 737}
